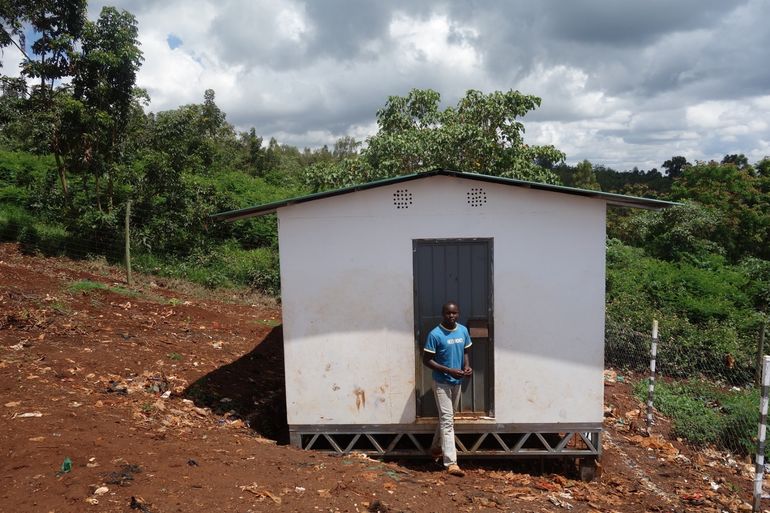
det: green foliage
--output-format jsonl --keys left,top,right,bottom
{"left": 18, "top": 221, "right": 71, "bottom": 256}
{"left": 304, "top": 88, "right": 564, "bottom": 191}
{"left": 0, "top": 203, "right": 33, "bottom": 241}
{"left": 132, "top": 242, "right": 280, "bottom": 295}
{"left": 634, "top": 379, "right": 760, "bottom": 455}
{"left": 615, "top": 203, "right": 724, "bottom": 260}
{"left": 670, "top": 162, "right": 770, "bottom": 261}
{"left": 606, "top": 240, "right": 761, "bottom": 384}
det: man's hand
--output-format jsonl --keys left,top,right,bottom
{"left": 449, "top": 368, "right": 467, "bottom": 379}
{"left": 463, "top": 366, "right": 473, "bottom": 376}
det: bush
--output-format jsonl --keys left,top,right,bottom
{"left": 0, "top": 204, "right": 34, "bottom": 241}
{"left": 18, "top": 222, "right": 71, "bottom": 257}
{"left": 132, "top": 240, "right": 281, "bottom": 295}
{"left": 606, "top": 239, "right": 760, "bottom": 385}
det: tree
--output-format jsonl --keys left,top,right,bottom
{"left": 722, "top": 154, "right": 749, "bottom": 170}
{"left": 238, "top": 127, "right": 265, "bottom": 176}
{"left": 202, "top": 89, "right": 225, "bottom": 138}
{"left": 1, "top": 0, "right": 88, "bottom": 196}
{"left": 671, "top": 162, "right": 770, "bottom": 261}
{"left": 332, "top": 136, "right": 360, "bottom": 159}
{"left": 662, "top": 156, "right": 689, "bottom": 178}
{"left": 71, "top": 6, "right": 143, "bottom": 210}
{"left": 756, "top": 157, "right": 770, "bottom": 178}
{"left": 305, "top": 89, "right": 564, "bottom": 191}
{"left": 572, "top": 160, "right": 600, "bottom": 190}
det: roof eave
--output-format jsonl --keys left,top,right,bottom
{"left": 210, "top": 169, "right": 678, "bottom": 222}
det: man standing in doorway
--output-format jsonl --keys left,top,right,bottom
{"left": 423, "top": 301, "right": 472, "bottom": 477}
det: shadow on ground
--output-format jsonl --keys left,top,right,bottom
{"left": 183, "top": 326, "right": 289, "bottom": 444}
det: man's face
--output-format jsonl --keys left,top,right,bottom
{"left": 442, "top": 304, "right": 459, "bottom": 328}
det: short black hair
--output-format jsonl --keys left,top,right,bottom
{"left": 441, "top": 301, "right": 458, "bottom": 312}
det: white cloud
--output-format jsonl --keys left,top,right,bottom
{"left": 388, "top": 12, "right": 481, "bottom": 73}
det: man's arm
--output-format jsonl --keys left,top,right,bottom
{"left": 463, "top": 348, "right": 473, "bottom": 376}
{"left": 423, "top": 350, "right": 466, "bottom": 379}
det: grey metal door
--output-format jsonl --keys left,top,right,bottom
{"left": 414, "top": 239, "right": 493, "bottom": 417}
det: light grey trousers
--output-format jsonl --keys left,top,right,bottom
{"left": 430, "top": 381, "right": 462, "bottom": 467}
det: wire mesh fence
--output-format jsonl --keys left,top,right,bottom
{"left": 606, "top": 317, "right": 770, "bottom": 510}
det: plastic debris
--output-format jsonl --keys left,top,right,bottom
{"left": 57, "top": 457, "right": 73, "bottom": 476}
{"left": 13, "top": 411, "right": 43, "bottom": 418}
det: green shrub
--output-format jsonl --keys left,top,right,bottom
{"left": 0, "top": 204, "right": 34, "bottom": 241}
{"left": 0, "top": 184, "right": 29, "bottom": 205}
{"left": 131, "top": 241, "right": 280, "bottom": 295}
{"left": 607, "top": 239, "right": 760, "bottom": 385}
{"left": 18, "top": 222, "right": 70, "bottom": 257}
{"left": 635, "top": 378, "right": 761, "bottom": 455}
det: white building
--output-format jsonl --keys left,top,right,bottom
{"left": 213, "top": 169, "right": 672, "bottom": 471}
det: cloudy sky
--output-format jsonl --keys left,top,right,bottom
{"left": 9, "top": 0, "right": 770, "bottom": 170}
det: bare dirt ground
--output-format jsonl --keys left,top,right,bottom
{"left": 0, "top": 241, "right": 764, "bottom": 513}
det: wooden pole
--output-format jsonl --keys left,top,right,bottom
{"left": 646, "top": 319, "right": 658, "bottom": 432}
{"left": 753, "top": 355, "right": 770, "bottom": 512}
{"left": 124, "top": 200, "right": 132, "bottom": 286}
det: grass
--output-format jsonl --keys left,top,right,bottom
{"left": 635, "top": 378, "right": 760, "bottom": 455}
{"left": 66, "top": 280, "right": 140, "bottom": 298}
{"left": 167, "top": 352, "right": 183, "bottom": 361}
{"left": 254, "top": 318, "right": 281, "bottom": 327}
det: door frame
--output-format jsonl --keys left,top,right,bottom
{"left": 412, "top": 237, "right": 495, "bottom": 418}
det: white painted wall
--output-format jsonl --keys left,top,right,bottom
{"left": 278, "top": 174, "right": 606, "bottom": 426}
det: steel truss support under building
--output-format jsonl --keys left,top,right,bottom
{"left": 289, "top": 423, "right": 602, "bottom": 459}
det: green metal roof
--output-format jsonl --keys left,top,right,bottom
{"left": 210, "top": 168, "right": 679, "bottom": 222}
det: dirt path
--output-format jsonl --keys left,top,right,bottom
{"left": 0, "top": 243, "right": 760, "bottom": 512}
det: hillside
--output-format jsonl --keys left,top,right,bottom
{"left": 0, "top": 243, "right": 761, "bottom": 512}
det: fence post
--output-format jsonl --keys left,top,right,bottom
{"left": 124, "top": 200, "right": 132, "bottom": 286}
{"left": 754, "top": 355, "right": 770, "bottom": 512}
{"left": 646, "top": 319, "right": 658, "bottom": 432}
{"left": 758, "top": 323, "right": 767, "bottom": 387}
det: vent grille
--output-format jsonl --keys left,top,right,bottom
{"left": 393, "top": 189, "right": 413, "bottom": 209}
{"left": 467, "top": 187, "right": 487, "bottom": 207}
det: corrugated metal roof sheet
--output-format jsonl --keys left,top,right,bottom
{"left": 210, "top": 168, "right": 679, "bottom": 222}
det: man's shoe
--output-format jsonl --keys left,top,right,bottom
{"left": 446, "top": 464, "right": 465, "bottom": 477}
{"left": 429, "top": 447, "right": 442, "bottom": 459}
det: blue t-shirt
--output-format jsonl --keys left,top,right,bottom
{"left": 424, "top": 324, "right": 472, "bottom": 385}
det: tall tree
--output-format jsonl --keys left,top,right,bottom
{"left": 572, "top": 160, "right": 600, "bottom": 190}
{"left": 72, "top": 6, "right": 143, "bottom": 210}
{"left": 1, "top": 0, "right": 87, "bottom": 196}
{"left": 662, "top": 156, "right": 689, "bottom": 178}
{"left": 306, "top": 89, "right": 565, "bottom": 191}
{"left": 722, "top": 153, "right": 750, "bottom": 171}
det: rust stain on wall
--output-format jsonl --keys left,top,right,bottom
{"left": 354, "top": 387, "right": 366, "bottom": 410}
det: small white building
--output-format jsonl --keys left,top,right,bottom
{"left": 214, "top": 169, "right": 672, "bottom": 467}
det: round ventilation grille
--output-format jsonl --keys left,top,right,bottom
{"left": 393, "top": 189, "right": 413, "bottom": 209}
{"left": 467, "top": 187, "right": 487, "bottom": 207}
